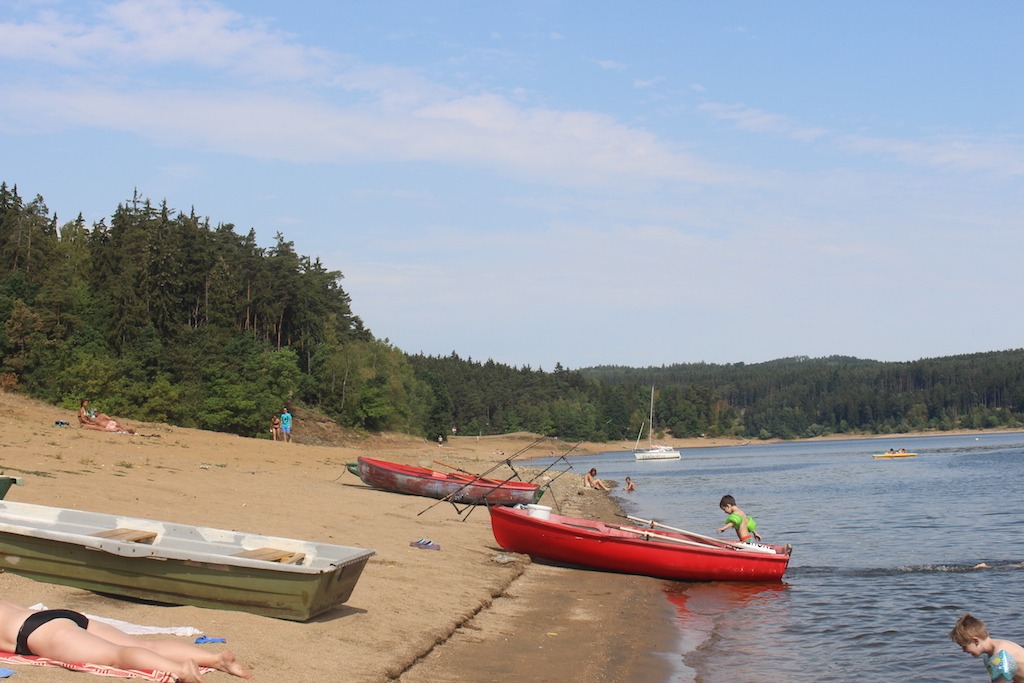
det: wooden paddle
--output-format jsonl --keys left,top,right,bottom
{"left": 433, "top": 460, "right": 481, "bottom": 478}
{"left": 624, "top": 515, "right": 776, "bottom": 554}
{"left": 606, "top": 524, "right": 728, "bottom": 550}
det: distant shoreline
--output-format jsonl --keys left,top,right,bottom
{"left": 495, "top": 426, "right": 1024, "bottom": 460}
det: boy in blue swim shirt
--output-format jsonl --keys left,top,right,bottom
{"left": 951, "top": 613, "right": 1024, "bottom": 682}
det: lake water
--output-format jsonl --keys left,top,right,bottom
{"left": 539, "top": 432, "right": 1024, "bottom": 682}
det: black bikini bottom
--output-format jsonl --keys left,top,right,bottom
{"left": 15, "top": 609, "right": 90, "bottom": 656}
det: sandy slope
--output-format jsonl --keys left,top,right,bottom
{"left": 0, "top": 393, "right": 680, "bottom": 682}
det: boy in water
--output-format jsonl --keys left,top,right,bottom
{"left": 951, "top": 613, "right": 1024, "bottom": 681}
{"left": 717, "top": 494, "right": 763, "bottom": 543}
{"left": 0, "top": 601, "right": 251, "bottom": 682}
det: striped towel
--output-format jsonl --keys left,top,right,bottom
{"left": 0, "top": 652, "right": 212, "bottom": 681}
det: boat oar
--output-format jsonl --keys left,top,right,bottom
{"left": 624, "top": 515, "right": 771, "bottom": 553}
{"left": 433, "top": 460, "right": 479, "bottom": 477}
{"left": 607, "top": 524, "right": 732, "bottom": 550}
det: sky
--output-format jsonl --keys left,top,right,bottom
{"left": 1, "top": 1, "right": 1022, "bottom": 371}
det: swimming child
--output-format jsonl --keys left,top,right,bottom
{"left": 717, "top": 494, "right": 762, "bottom": 543}
{"left": 950, "top": 613, "right": 1024, "bottom": 682}
{"left": 623, "top": 476, "right": 636, "bottom": 492}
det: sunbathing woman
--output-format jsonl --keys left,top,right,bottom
{"left": 0, "top": 601, "right": 251, "bottom": 682}
{"left": 78, "top": 399, "right": 136, "bottom": 434}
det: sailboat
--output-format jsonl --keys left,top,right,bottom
{"left": 634, "top": 387, "right": 681, "bottom": 460}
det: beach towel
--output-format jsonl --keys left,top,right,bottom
{"left": 0, "top": 652, "right": 213, "bottom": 681}
{"left": 28, "top": 604, "right": 202, "bottom": 637}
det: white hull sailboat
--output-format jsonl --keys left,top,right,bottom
{"left": 634, "top": 387, "right": 681, "bottom": 460}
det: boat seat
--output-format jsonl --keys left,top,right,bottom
{"left": 233, "top": 547, "right": 306, "bottom": 564}
{"left": 91, "top": 528, "right": 158, "bottom": 543}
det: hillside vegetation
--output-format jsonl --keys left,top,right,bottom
{"left": 2, "top": 182, "right": 1022, "bottom": 442}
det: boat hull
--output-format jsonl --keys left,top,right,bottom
{"left": 354, "top": 457, "right": 542, "bottom": 506}
{"left": 0, "top": 501, "right": 374, "bottom": 621}
{"left": 634, "top": 447, "right": 681, "bottom": 461}
{"left": 489, "top": 506, "right": 790, "bottom": 582}
{"left": 0, "top": 476, "right": 21, "bottom": 499}
{"left": 871, "top": 453, "right": 918, "bottom": 459}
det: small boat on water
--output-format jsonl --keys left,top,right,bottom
{"left": 489, "top": 506, "right": 791, "bottom": 582}
{"left": 872, "top": 452, "right": 918, "bottom": 459}
{"left": 349, "top": 457, "right": 544, "bottom": 506}
{"left": 635, "top": 444, "right": 682, "bottom": 461}
{"left": 0, "top": 500, "right": 374, "bottom": 621}
{"left": 634, "top": 387, "right": 681, "bottom": 460}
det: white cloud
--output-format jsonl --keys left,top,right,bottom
{"left": 633, "top": 76, "right": 664, "bottom": 89}
{"left": 0, "top": 0, "right": 334, "bottom": 81}
{"left": 839, "top": 134, "right": 1024, "bottom": 176}
{"left": 699, "top": 102, "right": 828, "bottom": 141}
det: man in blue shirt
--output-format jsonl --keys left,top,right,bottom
{"left": 280, "top": 408, "right": 293, "bottom": 443}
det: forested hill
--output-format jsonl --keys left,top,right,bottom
{"left": 580, "top": 351, "right": 1024, "bottom": 439}
{"left": 2, "top": 182, "right": 1022, "bottom": 442}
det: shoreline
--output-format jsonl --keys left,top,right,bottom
{"left": 0, "top": 392, "right": 1019, "bottom": 682}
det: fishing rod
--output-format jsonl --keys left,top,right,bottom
{"left": 417, "top": 435, "right": 553, "bottom": 518}
{"left": 461, "top": 439, "right": 582, "bottom": 519}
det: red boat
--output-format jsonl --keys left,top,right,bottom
{"left": 489, "top": 506, "right": 792, "bottom": 582}
{"left": 350, "top": 457, "right": 544, "bottom": 506}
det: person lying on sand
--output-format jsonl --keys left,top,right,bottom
{"left": 0, "top": 601, "right": 251, "bottom": 683}
{"left": 78, "top": 399, "right": 135, "bottom": 434}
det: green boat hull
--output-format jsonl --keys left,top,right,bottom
{"left": 0, "top": 476, "right": 21, "bottom": 499}
{"left": 0, "top": 501, "right": 374, "bottom": 622}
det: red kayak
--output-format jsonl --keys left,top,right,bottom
{"left": 350, "top": 457, "right": 544, "bottom": 506}
{"left": 489, "top": 506, "right": 791, "bottom": 582}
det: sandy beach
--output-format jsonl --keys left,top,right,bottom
{"left": 2, "top": 393, "right": 1005, "bottom": 682}
{"left": 0, "top": 393, "right": 700, "bottom": 683}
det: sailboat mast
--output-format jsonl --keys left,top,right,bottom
{"left": 649, "top": 386, "right": 655, "bottom": 448}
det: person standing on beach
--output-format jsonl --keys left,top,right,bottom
{"left": 280, "top": 408, "right": 292, "bottom": 443}
{"left": 270, "top": 414, "right": 282, "bottom": 441}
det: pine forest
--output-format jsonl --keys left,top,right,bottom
{"left": 2, "top": 182, "right": 1023, "bottom": 443}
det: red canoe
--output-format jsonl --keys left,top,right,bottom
{"left": 489, "top": 506, "right": 791, "bottom": 582}
{"left": 351, "top": 457, "right": 544, "bottom": 506}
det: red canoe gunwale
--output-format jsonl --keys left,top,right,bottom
{"left": 355, "top": 457, "right": 543, "bottom": 506}
{"left": 489, "top": 506, "right": 791, "bottom": 582}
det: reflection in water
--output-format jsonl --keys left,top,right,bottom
{"left": 664, "top": 581, "right": 789, "bottom": 623}
{"left": 663, "top": 582, "right": 790, "bottom": 680}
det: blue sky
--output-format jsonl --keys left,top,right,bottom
{"left": 2, "top": 1, "right": 1022, "bottom": 370}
